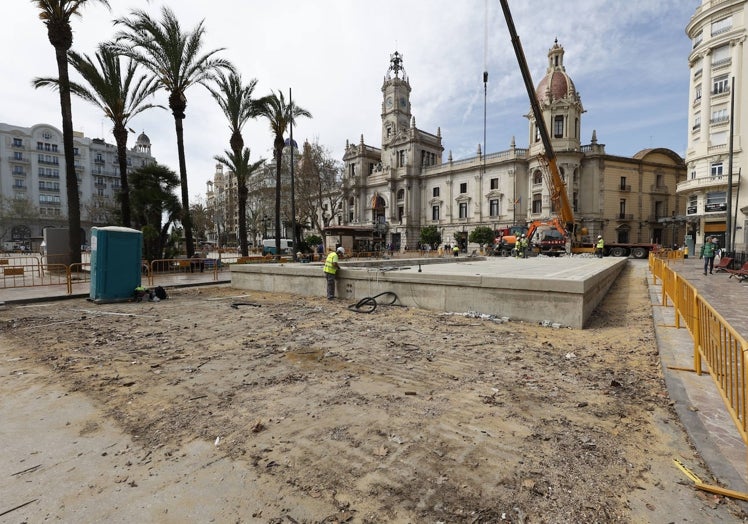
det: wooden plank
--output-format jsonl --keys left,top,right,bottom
{"left": 3, "top": 267, "right": 24, "bottom": 276}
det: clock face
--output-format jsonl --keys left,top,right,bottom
{"left": 386, "top": 96, "right": 393, "bottom": 108}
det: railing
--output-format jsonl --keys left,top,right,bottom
{"left": 148, "top": 258, "right": 220, "bottom": 286}
{"left": 649, "top": 253, "right": 748, "bottom": 445}
{"left": 1, "top": 256, "right": 68, "bottom": 291}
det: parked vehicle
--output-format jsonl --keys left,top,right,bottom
{"left": 262, "top": 239, "right": 294, "bottom": 255}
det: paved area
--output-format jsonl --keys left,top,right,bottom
{"left": 2, "top": 255, "right": 748, "bottom": 499}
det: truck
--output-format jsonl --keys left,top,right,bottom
{"left": 262, "top": 238, "right": 294, "bottom": 255}
{"left": 499, "top": 0, "right": 660, "bottom": 259}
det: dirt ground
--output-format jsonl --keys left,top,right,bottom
{"left": 1, "top": 261, "right": 747, "bottom": 523}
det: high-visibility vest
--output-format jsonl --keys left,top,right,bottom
{"left": 596, "top": 238, "right": 604, "bottom": 249}
{"left": 323, "top": 252, "right": 339, "bottom": 274}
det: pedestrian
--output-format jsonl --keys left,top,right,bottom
{"left": 699, "top": 236, "right": 716, "bottom": 275}
{"left": 323, "top": 246, "right": 344, "bottom": 300}
{"left": 316, "top": 242, "right": 323, "bottom": 261}
{"left": 453, "top": 244, "right": 459, "bottom": 257}
{"left": 595, "top": 235, "right": 605, "bottom": 258}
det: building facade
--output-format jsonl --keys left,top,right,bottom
{"left": 341, "top": 47, "right": 686, "bottom": 252}
{"left": 0, "top": 122, "right": 155, "bottom": 250}
{"left": 683, "top": 0, "right": 747, "bottom": 252}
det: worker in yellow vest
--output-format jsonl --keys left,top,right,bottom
{"left": 595, "top": 235, "right": 605, "bottom": 258}
{"left": 324, "top": 246, "right": 344, "bottom": 299}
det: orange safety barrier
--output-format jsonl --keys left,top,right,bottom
{"left": 0, "top": 258, "right": 68, "bottom": 290}
{"left": 650, "top": 254, "right": 748, "bottom": 445}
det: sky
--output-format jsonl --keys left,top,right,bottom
{"left": 2, "top": 0, "right": 699, "bottom": 204}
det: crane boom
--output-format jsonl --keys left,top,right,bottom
{"left": 498, "top": 0, "right": 575, "bottom": 232}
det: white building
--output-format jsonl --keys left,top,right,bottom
{"left": 0, "top": 122, "right": 155, "bottom": 250}
{"left": 683, "top": 0, "right": 747, "bottom": 252}
{"left": 341, "top": 48, "right": 685, "bottom": 252}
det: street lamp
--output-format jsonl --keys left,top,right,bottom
{"left": 262, "top": 215, "right": 269, "bottom": 239}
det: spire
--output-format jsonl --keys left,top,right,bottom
{"left": 591, "top": 129, "right": 598, "bottom": 144}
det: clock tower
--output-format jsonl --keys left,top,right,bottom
{"left": 381, "top": 51, "right": 412, "bottom": 146}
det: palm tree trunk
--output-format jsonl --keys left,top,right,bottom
{"left": 274, "top": 137, "right": 283, "bottom": 260}
{"left": 113, "top": 123, "right": 131, "bottom": 227}
{"left": 55, "top": 46, "right": 82, "bottom": 264}
{"left": 173, "top": 115, "right": 194, "bottom": 257}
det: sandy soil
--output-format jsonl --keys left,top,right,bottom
{"left": 1, "top": 261, "right": 746, "bottom": 523}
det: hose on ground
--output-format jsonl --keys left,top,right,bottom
{"left": 347, "top": 291, "right": 402, "bottom": 314}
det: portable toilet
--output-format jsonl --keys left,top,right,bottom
{"left": 89, "top": 226, "right": 142, "bottom": 303}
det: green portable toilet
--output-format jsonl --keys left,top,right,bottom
{"left": 90, "top": 226, "right": 142, "bottom": 303}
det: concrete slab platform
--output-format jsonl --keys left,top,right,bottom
{"left": 230, "top": 255, "right": 627, "bottom": 328}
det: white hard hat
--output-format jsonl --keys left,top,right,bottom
{"left": 597, "top": 235, "right": 602, "bottom": 239}
{"left": 336, "top": 247, "right": 345, "bottom": 254}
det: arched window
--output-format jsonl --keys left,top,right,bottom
{"left": 533, "top": 170, "right": 543, "bottom": 185}
{"left": 397, "top": 189, "right": 405, "bottom": 201}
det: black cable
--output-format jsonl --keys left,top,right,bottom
{"left": 347, "top": 291, "right": 402, "bottom": 314}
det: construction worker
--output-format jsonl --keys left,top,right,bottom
{"left": 323, "top": 246, "right": 344, "bottom": 299}
{"left": 595, "top": 235, "right": 605, "bottom": 258}
{"left": 516, "top": 234, "right": 527, "bottom": 258}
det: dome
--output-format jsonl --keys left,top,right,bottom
{"left": 534, "top": 40, "right": 578, "bottom": 103}
{"left": 136, "top": 131, "right": 151, "bottom": 145}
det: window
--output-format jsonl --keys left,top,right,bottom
{"left": 14, "top": 151, "right": 23, "bottom": 160}
{"left": 710, "top": 162, "right": 723, "bottom": 177}
{"left": 687, "top": 195, "right": 698, "bottom": 214}
{"left": 533, "top": 170, "right": 542, "bottom": 185}
{"left": 620, "top": 177, "right": 628, "bottom": 190}
{"left": 12, "top": 166, "right": 24, "bottom": 174}
{"left": 692, "top": 113, "right": 701, "bottom": 131}
{"left": 12, "top": 138, "right": 22, "bottom": 147}
{"left": 656, "top": 174, "right": 664, "bottom": 187}
{"left": 459, "top": 182, "right": 467, "bottom": 194}
{"left": 713, "top": 75, "right": 729, "bottom": 95}
{"left": 349, "top": 164, "right": 355, "bottom": 177}
{"left": 532, "top": 194, "right": 542, "bottom": 214}
{"left": 490, "top": 178, "right": 498, "bottom": 190}
{"left": 619, "top": 199, "right": 626, "bottom": 217}
{"left": 396, "top": 189, "right": 405, "bottom": 201}
{"left": 73, "top": 147, "right": 79, "bottom": 156}
{"left": 692, "top": 30, "right": 703, "bottom": 48}
{"left": 398, "top": 150, "right": 406, "bottom": 167}
{"left": 694, "top": 84, "right": 702, "bottom": 102}
{"left": 690, "top": 168, "right": 696, "bottom": 180}
{"left": 654, "top": 200, "right": 666, "bottom": 218}
{"left": 553, "top": 115, "right": 564, "bottom": 138}
{"left": 711, "top": 108, "right": 728, "bottom": 124}
{"left": 710, "top": 131, "right": 727, "bottom": 146}
{"left": 432, "top": 187, "right": 440, "bottom": 198}
{"left": 432, "top": 205, "right": 440, "bottom": 221}
{"left": 705, "top": 191, "right": 726, "bottom": 212}
{"left": 368, "top": 163, "right": 374, "bottom": 175}
{"left": 711, "top": 17, "right": 732, "bottom": 36}
{"left": 458, "top": 202, "right": 468, "bottom": 219}
{"left": 489, "top": 199, "right": 499, "bottom": 217}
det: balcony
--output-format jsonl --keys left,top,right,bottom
{"left": 9, "top": 155, "right": 29, "bottom": 164}
{"left": 12, "top": 170, "right": 26, "bottom": 177}
{"left": 687, "top": 206, "right": 698, "bottom": 215}
{"left": 94, "top": 157, "right": 105, "bottom": 165}
{"left": 615, "top": 213, "right": 633, "bottom": 220}
{"left": 95, "top": 182, "right": 107, "bottom": 188}
{"left": 650, "top": 185, "right": 670, "bottom": 194}
{"left": 710, "top": 115, "right": 729, "bottom": 125}
{"left": 618, "top": 184, "right": 631, "bottom": 192}
{"left": 38, "top": 158, "right": 59, "bottom": 166}
{"left": 676, "top": 174, "right": 739, "bottom": 193}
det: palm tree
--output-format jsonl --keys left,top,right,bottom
{"left": 113, "top": 6, "right": 232, "bottom": 257}
{"left": 257, "top": 90, "right": 311, "bottom": 258}
{"left": 207, "top": 71, "right": 268, "bottom": 256}
{"left": 32, "top": 0, "right": 111, "bottom": 264}
{"left": 34, "top": 43, "right": 161, "bottom": 228}
{"left": 213, "top": 148, "right": 264, "bottom": 257}
{"left": 128, "top": 163, "right": 181, "bottom": 261}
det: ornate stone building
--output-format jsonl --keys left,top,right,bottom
{"left": 341, "top": 46, "right": 686, "bottom": 252}
{"left": 683, "top": 0, "right": 747, "bottom": 253}
{"left": 0, "top": 122, "right": 155, "bottom": 250}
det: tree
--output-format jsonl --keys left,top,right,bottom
{"left": 113, "top": 6, "right": 232, "bottom": 257}
{"left": 256, "top": 90, "right": 311, "bottom": 259}
{"left": 207, "top": 71, "right": 267, "bottom": 256}
{"left": 0, "top": 196, "right": 41, "bottom": 246}
{"left": 128, "top": 163, "right": 181, "bottom": 261}
{"left": 32, "top": 0, "right": 111, "bottom": 264}
{"left": 33, "top": 43, "right": 161, "bottom": 228}
{"left": 296, "top": 140, "right": 343, "bottom": 234}
{"left": 189, "top": 199, "right": 211, "bottom": 243}
{"left": 419, "top": 225, "right": 442, "bottom": 250}
{"left": 213, "top": 148, "right": 264, "bottom": 255}
{"left": 469, "top": 226, "right": 495, "bottom": 249}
